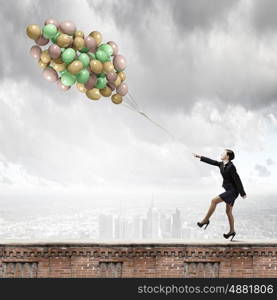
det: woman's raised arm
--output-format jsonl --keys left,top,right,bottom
{"left": 192, "top": 153, "right": 220, "bottom": 167}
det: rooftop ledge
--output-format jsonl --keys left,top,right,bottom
{"left": 1, "top": 240, "right": 277, "bottom": 247}
{"left": 1, "top": 240, "right": 276, "bottom": 278}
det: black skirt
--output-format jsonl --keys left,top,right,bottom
{"left": 218, "top": 187, "right": 239, "bottom": 206}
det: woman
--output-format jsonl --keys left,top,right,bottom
{"left": 193, "top": 149, "right": 247, "bottom": 241}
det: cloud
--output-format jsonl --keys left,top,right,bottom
{"left": 0, "top": 0, "right": 276, "bottom": 200}
{"left": 266, "top": 158, "right": 275, "bottom": 166}
{"left": 251, "top": 0, "right": 277, "bottom": 33}
{"left": 1, "top": 0, "right": 277, "bottom": 115}
{"left": 254, "top": 164, "right": 271, "bottom": 177}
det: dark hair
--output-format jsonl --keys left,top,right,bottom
{"left": 225, "top": 149, "right": 235, "bottom": 160}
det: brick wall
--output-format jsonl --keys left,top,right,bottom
{"left": 0, "top": 242, "right": 276, "bottom": 278}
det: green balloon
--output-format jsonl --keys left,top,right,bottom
{"left": 43, "top": 24, "right": 57, "bottom": 39}
{"left": 95, "top": 49, "right": 109, "bottom": 62}
{"left": 98, "top": 44, "right": 113, "bottom": 56}
{"left": 61, "top": 72, "right": 76, "bottom": 86}
{"left": 97, "top": 72, "right": 106, "bottom": 78}
{"left": 79, "top": 47, "right": 89, "bottom": 53}
{"left": 88, "top": 52, "right": 96, "bottom": 60}
{"left": 78, "top": 53, "right": 90, "bottom": 67}
{"left": 51, "top": 31, "right": 61, "bottom": 43}
{"left": 95, "top": 77, "right": 107, "bottom": 89}
{"left": 61, "top": 48, "right": 76, "bottom": 64}
{"left": 59, "top": 70, "right": 67, "bottom": 76}
{"left": 76, "top": 69, "right": 90, "bottom": 84}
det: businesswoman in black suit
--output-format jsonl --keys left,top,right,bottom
{"left": 193, "top": 149, "right": 247, "bottom": 241}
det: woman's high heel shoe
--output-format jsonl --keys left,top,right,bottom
{"left": 223, "top": 231, "right": 236, "bottom": 241}
{"left": 197, "top": 220, "right": 210, "bottom": 230}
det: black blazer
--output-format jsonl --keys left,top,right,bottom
{"left": 200, "top": 156, "right": 246, "bottom": 197}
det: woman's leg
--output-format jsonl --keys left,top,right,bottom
{"left": 201, "top": 196, "right": 223, "bottom": 223}
{"left": 225, "top": 203, "right": 235, "bottom": 233}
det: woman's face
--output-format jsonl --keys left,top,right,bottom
{"left": 220, "top": 150, "right": 228, "bottom": 160}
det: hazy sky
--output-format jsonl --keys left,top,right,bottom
{"left": 0, "top": 0, "right": 276, "bottom": 205}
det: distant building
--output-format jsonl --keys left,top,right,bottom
{"left": 143, "top": 204, "right": 161, "bottom": 239}
{"left": 133, "top": 215, "right": 143, "bottom": 239}
{"left": 98, "top": 213, "right": 113, "bottom": 240}
{"left": 172, "top": 208, "right": 181, "bottom": 239}
{"left": 160, "top": 213, "right": 172, "bottom": 239}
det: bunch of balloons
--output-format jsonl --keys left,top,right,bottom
{"left": 26, "top": 19, "right": 128, "bottom": 104}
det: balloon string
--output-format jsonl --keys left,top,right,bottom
{"left": 122, "top": 95, "right": 190, "bottom": 152}
{"left": 127, "top": 92, "right": 140, "bottom": 110}
{"left": 125, "top": 94, "right": 139, "bottom": 111}
{"left": 138, "top": 111, "right": 175, "bottom": 139}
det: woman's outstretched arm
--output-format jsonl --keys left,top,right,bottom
{"left": 192, "top": 153, "right": 221, "bottom": 167}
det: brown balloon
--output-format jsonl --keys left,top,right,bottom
{"left": 86, "top": 88, "right": 101, "bottom": 100}
{"left": 35, "top": 35, "right": 49, "bottom": 46}
{"left": 59, "top": 21, "right": 76, "bottom": 35}
{"left": 73, "top": 37, "right": 85, "bottom": 50}
{"left": 45, "top": 18, "right": 60, "bottom": 27}
{"left": 111, "top": 93, "right": 123, "bottom": 104}
{"left": 56, "top": 33, "right": 73, "bottom": 48}
{"left": 57, "top": 79, "right": 70, "bottom": 91}
{"left": 103, "top": 61, "right": 115, "bottom": 73}
{"left": 89, "top": 31, "right": 102, "bottom": 45}
{"left": 67, "top": 60, "right": 83, "bottom": 75}
{"left": 40, "top": 50, "right": 51, "bottom": 64}
{"left": 106, "top": 71, "right": 117, "bottom": 82}
{"left": 107, "top": 41, "right": 119, "bottom": 56}
{"left": 26, "top": 24, "right": 41, "bottom": 40}
{"left": 76, "top": 82, "right": 87, "bottom": 93}
{"left": 85, "top": 36, "right": 97, "bottom": 52}
{"left": 118, "top": 71, "right": 126, "bottom": 82}
{"left": 74, "top": 30, "right": 84, "bottom": 38}
{"left": 116, "top": 82, "right": 128, "bottom": 96}
{"left": 85, "top": 74, "right": 97, "bottom": 89}
{"left": 48, "top": 44, "right": 61, "bottom": 59}
{"left": 43, "top": 68, "right": 58, "bottom": 82}
{"left": 90, "top": 59, "right": 103, "bottom": 74}
{"left": 113, "top": 55, "right": 126, "bottom": 71}
{"left": 100, "top": 86, "right": 112, "bottom": 97}
{"left": 107, "top": 82, "right": 116, "bottom": 91}
{"left": 30, "top": 45, "right": 42, "bottom": 60}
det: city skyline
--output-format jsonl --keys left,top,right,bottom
{"left": 0, "top": 193, "right": 276, "bottom": 242}
{"left": 0, "top": 0, "right": 276, "bottom": 242}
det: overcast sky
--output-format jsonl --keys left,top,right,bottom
{"left": 0, "top": 0, "right": 276, "bottom": 207}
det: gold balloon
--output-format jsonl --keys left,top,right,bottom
{"left": 38, "top": 60, "right": 48, "bottom": 69}
{"left": 74, "top": 30, "right": 84, "bottom": 38}
{"left": 76, "top": 82, "right": 87, "bottom": 93}
{"left": 103, "top": 61, "right": 115, "bottom": 73}
{"left": 73, "top": 37, "right": 85, "bottom": 50}
{"left": 40, "top": 50, "right": 51, "bottom": 64}
{"left": 118, "top": 71, "right": 126, "bottom": 82}
{"left": 89, "top": 31, "right": 102, "bottom": 45}
{"left": 100, "top": 86, "right": 112, "bottom": 97}
{"left": 111, "top": 93, "right": 123, "bottom": 104}
{"left": 114, "top": 75, "right": 122, "bottom": 87}
{"left": 56, "top": 33, "right": 73, "bottom": 48}
{"left": 53, "top": 57, "right": 63, "bottom": 64}
{"left": 51, "top": 61, "right": 66, "bottom": 72}
{"left": 90, "top": 59, "right": 103, "bottom": 74}
{"left": 26, "top": 24, "right": 41, "bottom": 40}
{"left": 67, "top": 60, "right": 83, "bottom": 75}
{"left": 86, "top": 88, "right": 101, "bottom": 100}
